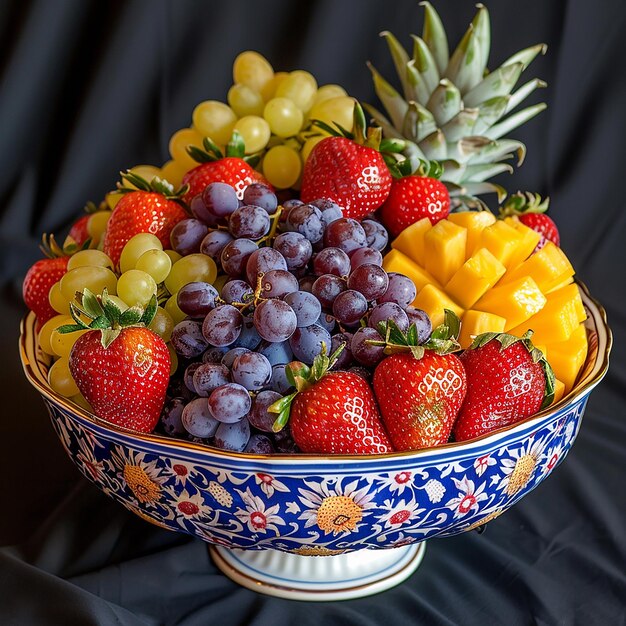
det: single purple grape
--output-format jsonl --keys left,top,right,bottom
{"left": 213, "top": 419, "right": 251, "bottom": 451}
{"left": 182, "top": 398, "right": 220, "bottom": 438}
{"left": 171, "top": 320, "right": 209, "bottom": 358}
{"left": 220, "top": 279, "right": 254, "bottom": 305}
{"left": 379, "top": 272, "right": 417, "bottom": 309}
{"left": 289, "top": 324, "right": 332, "bottom": 364}
{"left": 316, "top": 312, "right": 337, "bottom": 333}
{"left": 228, "top": 205, "right": 271, "bottom": 239}
{"left": 257, "top": 340, "right": 294, "bottom": 366}
{"left": 362, "top": 219, "right": 389, "bottom": 251}
{"left": 311, "top": 274, "right": 347, "bottom": 309}
{"left": 159, "top": 397, "right": 186, "bottom": 436}
{"left": 201, "top": 304, "right": 243, "bottom": 347}
{"left": 270, "top": 364, "right": 293, "bottom": 394}
{"left": 221, "top": 238, "right": 258, "bottom": 277}
{"left": 351, "top": 326, "right": 385, "bottom": 366}
{"left": 208, "top": 383, "right": 252, "bottom": 423}
{"left": 349, "top": 247, "right": 383, "bottom": 270}
{"left": 202, "top": 182, "right": 239, "bottom": 217}
{"left": 273, "top": 232, "right": 313, "bottom": 270}
{"left": 200, "top": 230, "right": 234, "bottom": 263}
{"left": 259, "top": 269, "right": 299, "bottom": 298}
{"left": 246, "top": 247, "right": 287, "bottom": 286}
{"left": 253, "top": 299, "right": 297, "bottom": 342}
{"left": 368, "top": 301, "right": 410, "bottom": 332}
{"left": 244, "top": 434, "right": 275, "bottom": 454}
{"left": 202, "top": 345, "right": 229, "bottom": 363}
{"left": 284, "top": 291, "right": 322, "bottom": 327}
{"left": 330, "top": 332, "right": 354, "bottom": 369}
{"left": 248, "top": 390, "right": 282, "bottom": 432}
{"left": 323, "top": 218, "right": 367, "bottom": 254}
{"left": 332, "top": 289, "right": 368, "bottom": 326}
{"left": 231, "top": 351, "right": 272, "bottom": 391}
{"left": 193, "top": 363, "right": 231, "bottom": 397}
{"left": 313, "top": 247, "right": 351, "bottom": 277}
{"left": 177, "top": 281, "right": 218, "bottom": 317}
{"left": 243, "top": 183, "right": 278, "bottom": 214}
{"left": 170, "top": 218, "right": 209, "bottom": 256}
{"left": 405, "top": 307, "right": 433, "bottom": 344}
{"left": 347, "top": 264, "right": 389, "bottom": 301}
{"left": 286, "top": 204, "right": 325, "bottom": 243}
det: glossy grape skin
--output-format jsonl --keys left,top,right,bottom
{"left": 244, "top": 434, "right": 275, "bottom": 454}
{"left": 222, "top": 347, "right": 250, "bottom": 368}
{"left": 270, "top": 364, "right": 293, "bottom": 394}
{"left": 246, "top": 247, "right": 287, "bottom": 286}
{"left": 243, "top": 183, "right": 278, "bottom": 214}
{"left": 323, "top": 218, "right": 367, "bottom": 254}
{"left": 176, "top": 281, "right": 218, "bottom": 318}
{"left": 231, "top": 315, "right": 262, "bottom": 350}
{"left": 221, "top": 238, "right": 258, "bottom": 277}
{"left": 405, "top": 307, "right": 433, "bottom": 344}
{"left": 190, "top": 194, "right": 221, "bottom": 227}
{"left": 202, "top": 182, "right": 239, "bottom": 217}
{"left": 182, "top": 398, "right": 220, "bottom": 438}
{"left": 202, "top": 304, "right": 243, "bottom": 347}
{"left": 361, "top": 219, "right": 389, "bottom": 251}
{"left": 253, "top": 299, "right": 297, "bottom": 342}
{"left": 208, "top": 383, "right": 252, "bottom": 423}
{"left": 349, "top": 247, "right": 383, "bottom": 270}
{"left": 231, "top": 351, "right": 272, "bottom": 391}
{"left": 289, "top": 324, "right": 332, "bottom": 364}
{"left": 347, "top": 264, "right": 389, "bottom": 301}
{"left": 184, "top": 362, "right": 203, "bottom": 393}
{"left": 220, "top": 279, "right": 254, "bottom": 305}
{"left": 332, "top": 289, "right": 368, "bottom": 326}
{"left": 286, "top": 204, "right": 325, "bottom": 243}
{"left": 316, "top": 312, "right": 336, "bottom": 334}
{"left": 192, "top": 363, "right": 231, "bottom": 397}
{"left": 309, "top": 199, "right": 344, "bottom": 226}
{"left": 257, "top": 340, "right": 294, "bottom": 366}
{"left": 351, "top": 326, "right": 386, "bottom": 367}
{"left": 313, "top": 247, "right": 351, "bottom": 277}
{"left": 379, "top": 273, "right": 417, "bottom": 309}
{"left": 159, "top": 397, "right": 187, "bottom": 437}
{"left": 311, "top": 274, "right": 347, "bottom": 309}
{"left": 368, "top": 301, "right": 410, "bottom": 333}
{"left": 272, "top": 232, "right": 312, "bottom": 270}
{"left": 213, "top": 419, "right": 251, "bottom": 452}
{"left": 202, "top": 345, "right": 229, "bottom": 364}
{"left": 283, "top": 290, "right": 322, "bottom": 328}
{"left": 170, "top": 218, "right": 209, "bottom": 256}
{"left": 200, "top": 230, "right": 234, "bottom": 263}
{"left": 259, "top": 269, "right": 299, "bottom": 298}
{"left": 228, "top": 205, "right": 271, "bottom": 239}
{"left": 171, "top": 320, "right": 210, "bottom": 358}
{"left": 330, "top": 332, "right": 354, "bottom": 369}
{"left": 248, "top": 390, "right": 282, "bottom": 432}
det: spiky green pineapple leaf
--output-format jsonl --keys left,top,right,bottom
{"left": 444, "top": 21, "right": 483, "bottom": 94}
{"left": 440, "top": 108, "right": 479, "bottom": 142}
{"left": 367, "top": 62, "right": 409, "bottom": 130}
{"left": 426, "top": 79, "right": 462, "bottom": 126}
{"left": 380, "top": 30, "right": 412, "bottom": 98}
{"left": 503, "top": 42, "right": 547, "bottom": 71}
{"left": 411, "top": 35, "right": 440, "bottom": 98}
{"left": 463, "top": 62, "right": 524, "bottom": 108}
{"left": 421, "top": 1, "right": 449, "bottom": 75}
{"left": 506, "top": 78, "right": 547, "bottom": 114}
{"left": 486, "top": 102, "right": 547, "bottom": 140}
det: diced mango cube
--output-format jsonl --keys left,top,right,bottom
{"left": 449, "top": 211, "right": 496, "bottom": 258}
{"left": 391, "top": 218, "right": 432, "bottom": 265}
{"left": 546, "top": 275, "right": 574, "bottom": 294}
{"left": 499, "top": 241, "right": 575, "bottom": 293}
{"left": 552, "top": 378, "right": 566, "bottom": 404}
{"left": 474, "top": 276, "right": 546, "bottom": 331}
{"left": 382, "top": 249, "right": 441, "bottom": 294}
{"left": 508, "top": 283, "right": 584, "bottom": 343}
{"left": 503, "top": 217, "right": 542, "bottom": 268}
{"left": 544, "top": 323, "right": 588, "bottom": 392}
{"left": 424, "top": 220, "right": 468, "bottom": 286}
{"left": 413, "top": 284, "right": 464, "bottom": 328}
{"left": 459, "top": 310, "right": 507, "bottom": 349}
{"left": 474, "top": 220, "right": 524, "bottom": 268}
{"left": 445, "top": 248, "right": 507, "bottom": 309}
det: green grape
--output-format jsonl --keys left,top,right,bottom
{"left": 38, "top": 314, "right": 73, "bottom": 355}
{"left": 260, "top": 71, "right": 288, "bottom": 102}
{"left": 148, "top": 306, "right": 174, "bottom": 342}
{"left": 232, "top": 51, "right": 274, "bottom": 93}
{"left": 301, "top": 135, "right": 326, "bottom": 164}
{"left": 165, "top": 293, "right": 187, "bottom": 325}
{"left": 48, "top": 357, "right": 80, "bottom": 397}
{"left": 50, "top": 327, "right": 88, "bottom": 359}
{"left": 276, "top": 70, "right": 318, "bottom": 112}
{"left": 262, "top": 145, "right": 302, "bottom": 189}
{"left": 67, "top": 249, "right": 114, "bottom": 271}
{"left": 160, "top": 159, "right": 187, "bottom": 188}
{"left": 135, "top": 249, "right": 172, "bottom": 283}
{"left": 308, "top": 96, "right": 355, "bottom": 136}
{"left": 192, "top": 101, "right": 237, "bottom": 146}
{"left": 117, "top": 269, "right": 157, "bottom": 308}
{"left": 228, "top": 84, "right": 265, "bottom": 118}
{"left": 233, "top": 115, "right": 271, "bottom": 154}
{"left": 119, "top": 233, "right": 163, "bottom": 274}
{"left": 313, "top": 84, "right": 348, "bottom": 106}
{"left": 122, "top": 164, "right": 161, "bottom": 189}
{"left": 60, "top": 266, "right": 117, "bottom": 302}
{"left": 87, "top": 210, "right": 112, "bottom": 239}
{"left": 212, "top": 273, "right": 230, "bottom": 293}
{"left": 107, "top": 295, "right": 129, "bottom": 312}
{"left": 167, "top": 343, "right": 178, "bottom": 376}
{"left": 49, "top": 282, "right": 71, "bottom": 315}
{"left": 263, "top": 97, "right": 304, "bottom": 137}
{"left": 169, "top": 127, "right": 205, "bottom": 170}
{"left": 105, "top": 192, "right": 123, "bottom": 210}
{"left": 165, "top": 254, "right": 217, "bottom": 294}
{"left": 164, "top": 249, "right": 182, "bottom": 265}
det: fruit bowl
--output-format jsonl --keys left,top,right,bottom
{"left": 19, "top": 282, "right": 610, "bottom": 600}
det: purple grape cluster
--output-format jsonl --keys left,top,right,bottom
{"left": 161, "top": 180, "right": 432, "bottom": 454}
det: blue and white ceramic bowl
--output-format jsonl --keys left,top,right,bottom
{"left": 19, "top": 283, "right": 611, "bottom": 600}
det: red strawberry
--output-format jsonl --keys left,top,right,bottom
{"left": 22, "top": 235, "right": 70, "bottom": 327}
{"left": 300, "top": 102, "right": 392, "bottom": 219}
{"left": 66, "top": 214, "right": 91, "bottom": 248}
{"left": 380, "top": 175, "right": 450, "bottom": 237}
{"left": 453, "top": 331, "right": 555, "bottom": 442}
{"left": 62, "top": 291, "right": 170, "bottom": 432}
{"left": 372, "top": 313, "right": 467, "bottom": 451}
{"left": 499, "top": 191, "right": 560, "bottom": 251}
{"left": 183, "top": 134, "right": 269, "bottom": 203}
{"left": 271, "top": 354, "right": 393, "bottom": 455}
{"left": 102, "top": 174, "right": 188, "bottom": 267}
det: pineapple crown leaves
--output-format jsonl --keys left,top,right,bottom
{"left": 499, "top": 190, "right": 550, "bottom": 217}
{"left": 117, "top": 170, "right": 189, "bottom": 203}
{"left": 186, "top": 132, "right": 262, "bottom": 169}
{"left": 268, "top": 342, "right": 346, "bottom": 433}
{"left": 468, "top": 329, "right": 556, "bottom": 409}
{"left": 385, "top": 155, "right": 445, "bottom": 180}
{"left": 58, "top": 288, "right": 158, "bottom": 349}
{"left": 368, "top": 309, "right": 462, "bottom": 359}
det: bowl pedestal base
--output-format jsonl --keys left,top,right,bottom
{"left": 209, "top": 542, "right": 426, "bottom": 601}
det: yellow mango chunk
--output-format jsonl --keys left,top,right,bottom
{"left": 503, "top": 217, "right": 542, "bottom": 268}
{"left": 449, "top": 211, "right": 496, "bottom": 258}
{"left": 391, "top": 217, "right": 432, "bottom": 265}
{"left": 413, "top": 284, "right": 464, "bottom": 328}
{"left": 445, "top": 248, "right": 507, "bottom": 309}
{"left": 424, "top": 220, "right": 468, "bottom": 285}
{"left": 382, "top": 249, "right": 441, "bottom": 294}
{"left": 546, "top": 275, "right": 574, "bottom": 294}
{"left": 544, "top": 323, "right": 588, "bottom": 392}
{"left": 509, "top": 283, "right": 584, "bottom": 343}
{"left": 459, "top": 310, "right": 507, "bottom": 349}
{"left": 552, "top": 378, "right": 566, "bottom": 404}
{"left": 499, "top": 241, "right": 574, "bottom": 292}
{"left": 474, "top": 276, "right": 546, "bottom": 331}
{"left": 474, "top": 220, "right": 525, "bottom": 268}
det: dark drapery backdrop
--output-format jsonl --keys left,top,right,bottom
{"left": 1, "top": 1, "right": 625, "bottom": 623}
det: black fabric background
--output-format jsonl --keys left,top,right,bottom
{"left": 1, "top": 1, "right": 625, "bottom": 624}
